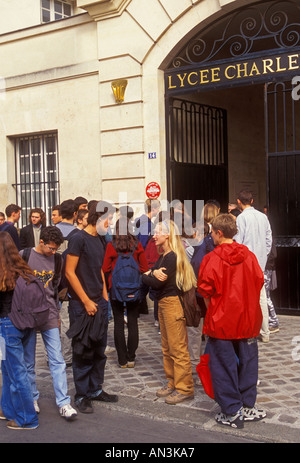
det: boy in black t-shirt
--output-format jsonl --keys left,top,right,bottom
{"left": 66, "top": 201, "right": 118, "bottom": 414}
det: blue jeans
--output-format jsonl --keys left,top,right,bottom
{"left": 0, "top": 317, "right": 38, "bottom": 428}
{"left": 68, "top": 297, "right": 108, "bottom": 402}
{"left": 23, "top": 328, "right": 70, "bottom": 408}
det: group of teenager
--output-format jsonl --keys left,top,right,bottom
{"left": 0, "top": 190, "right": 276, "bottom": 431}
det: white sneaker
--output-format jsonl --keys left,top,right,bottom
{"left": 34, "top": 400, "right": 40, "bottom": 414}
{"left": 243, "top": 406, "right": 266, "bottom": 422}
{"left": 215, "top": 407, "right": 244, "bottom": 429}
{"left": 59, "top": 404, "right": 77, "bottom": 421}
{"left": 105, "top": 345, "right": 115, "bottom": 354}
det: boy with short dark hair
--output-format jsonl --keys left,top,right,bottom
{"left": 0, "top": 211, "right": 5, "bottom": 225}
{"left": 0, "top": 204, "right": 21, "bottom": 250}
{"left": 198, "top": 214, "right": 266, "bottom": 429}
{"left": 74, "top": 196, "right": 88, "bottom": 211}
{"left": 56, "top": 199, "right": 77, "bottom": 241}
{"left": 52, "top": 205, "right": 62, "bottom": 225}
{"left": 21, "top": 226, "right": 78, "bottom": 421}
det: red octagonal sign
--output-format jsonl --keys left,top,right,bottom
{"left": 146, "top": 182, "right": 161, "bottom": 199}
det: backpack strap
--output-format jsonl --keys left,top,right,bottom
{"left": 52, "top": 253, "right": 62, "bottom": 297}
{"left": 0, "top": 222, "right": 10, "bottom": 232}
{"left": 22, "top": 247, "right": 32, "bottom": 263}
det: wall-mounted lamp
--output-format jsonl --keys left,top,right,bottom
{"left": 111, "top": 79, "right": 128, "bottom": 104}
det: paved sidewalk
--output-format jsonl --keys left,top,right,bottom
{"left": 2, "top": 310, "right": 300, "bottom": 443}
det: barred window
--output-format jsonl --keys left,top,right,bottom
{"left": 41, "top": 0, "right": 72, "bottom": 23}
{"left": 13, "top": 133, "right": 60, "bottom": 227}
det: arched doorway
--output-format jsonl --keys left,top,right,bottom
{"left": 164, "top": 0, "right": 300, "bottom": 313}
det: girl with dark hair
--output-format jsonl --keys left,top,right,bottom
{"left": 0, "top": 231, "right": 39, "bottom": 430}
{"left": 102, "top": 217, "right": 148, "bottom": 368}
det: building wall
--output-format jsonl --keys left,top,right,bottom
{"left": 93, "top": 0, "right": 246, "bottom": 214}
{"left": 0, "top": 0, "right": 85, "bottom": 35}
{"left": 0, "top": 0, "right": 268, "bottom": 218}
{"left": 0, "top": 13, "right": 102, "bottom": 211}
{"left": 90, "top": 0, "right": 265, "bottom": 213}
{"left": 0, "top": 0, "right": 41, "bottom": 34}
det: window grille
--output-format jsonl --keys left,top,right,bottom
{"left": 13, "top": 133, "right": 60, "bottom": 227}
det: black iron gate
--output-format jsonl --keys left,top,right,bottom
{"left": 166, "top": 98, "right": 228, "bottom": 216}
{"left": 265, "top": 80, "right": 300, "bottom": 313}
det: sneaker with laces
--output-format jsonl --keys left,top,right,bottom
{"left": 215, "top": 407, "right": 244, "bottom": 429}
{"left": 0, "top": 410, "right": 7, "bottom": 420}
{"left": 105, "top": 345, "right": 116, "bottom": 354}
{"left": 59, "top": 404, "right": 78, "bottom": 421}
{"left": 243, "top": 406, "right": 266, "bottom": 421}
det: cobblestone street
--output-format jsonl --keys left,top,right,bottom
{"left": 32, "top": 310, "right": 300, "bottom": 441}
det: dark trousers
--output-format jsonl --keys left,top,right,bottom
{"left": 68, "top": 298, "right": 108, "bottom": 401}
{"left": 208, "top": 337, "right": 258, "bottom": 415}
{"left": 111, "top": 299, "right": 140, "bottom": 366}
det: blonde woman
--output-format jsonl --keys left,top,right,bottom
{"left": 142, "top": 220, "right": 195, "bottom": 405}
{"left": 203, "top": 203, "right": 219, "bottom": 231}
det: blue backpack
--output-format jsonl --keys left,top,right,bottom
{"left": 110, "top": 245, "right": 141, "bottom": 303}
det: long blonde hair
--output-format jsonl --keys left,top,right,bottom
{"left": 203, "top": 203, "right": 219, "bottom": 224}
{"left": 158, "top": 220, "right": 196, "bottom": 292}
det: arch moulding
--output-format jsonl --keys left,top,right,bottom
{"left": 141, "top": 0, "right": 250, "bottom": 200}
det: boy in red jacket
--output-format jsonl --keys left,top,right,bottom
{"left": 198, "top": 214, "right": 266, "bottom": 429}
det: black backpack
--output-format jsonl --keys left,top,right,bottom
{"left": 9, "top": 275, "right": 49, "bottom": 330}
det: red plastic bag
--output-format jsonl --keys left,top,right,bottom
{"left": 196, "top": 354, "right": 215, "bottom": 399}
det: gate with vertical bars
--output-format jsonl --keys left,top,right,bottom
{"left": 166, "top": 98, "right": 228, "bottom": 218}
{"left": 265, "top": 81, "right": 300, "bottom": 313}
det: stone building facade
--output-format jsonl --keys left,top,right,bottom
{"left": 0, "top": 0, "right": 299, "bottom": 311}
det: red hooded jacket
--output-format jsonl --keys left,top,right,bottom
{"left": 197, "top": 242, "right": 264, "bottom": 340}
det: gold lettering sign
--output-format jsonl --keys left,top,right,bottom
{"left": 166, "top": 52, "right": 300, "bottom": 93}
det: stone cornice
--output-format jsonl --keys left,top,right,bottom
{"left": 76, "top": 0, "right": 131, "bottom": 20}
